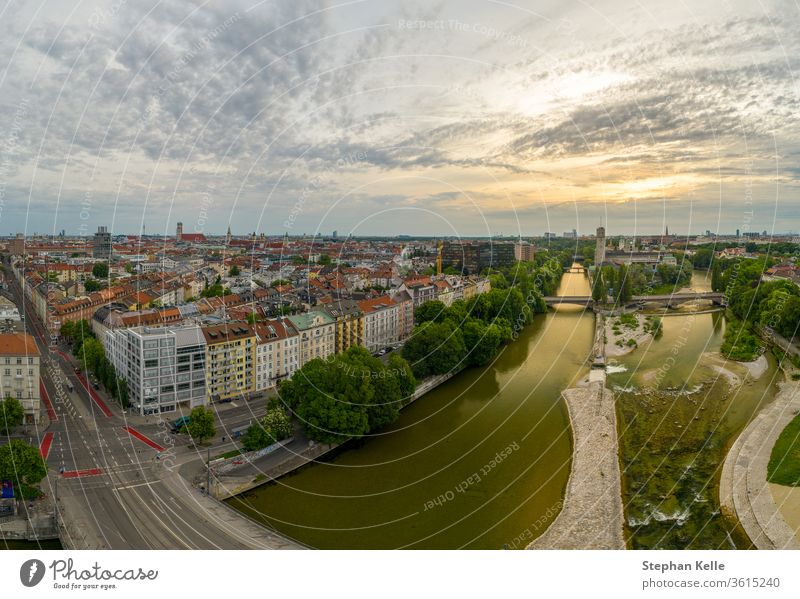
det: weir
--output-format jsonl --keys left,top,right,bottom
{"left": 529, "top": 311, "right": 625, "bottom": 549}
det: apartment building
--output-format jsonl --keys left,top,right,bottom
{"left": 202, "top": 322, "right": 257, "bottom": 402}
{"left": 0, "top": 333, "right": 41, "bottom": 424}
{"left": 286, "top": 311, "right": 335, "bottom": 365}
{"left": 358, "top": 295, "right": 402, "bottom": 352}
{"left": 323, "top": 299, "right": 364, "bottom": 353}
{"left": 106, "top": 325, "right": 207, "bottom": 416}
{"left": 254, "top": 319, "right": 300, "bottom": 391}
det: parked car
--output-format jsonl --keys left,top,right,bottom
{"left": 170, "top": 416, "right": 191, "bottom": 433}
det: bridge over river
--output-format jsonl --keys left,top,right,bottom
{"left": 544, "top": 291, "right": 725, "bottom": 309}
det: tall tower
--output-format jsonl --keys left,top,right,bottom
{"left": 436, "top": 240, "right": 443, "bottom": 275}
{"left": 176, "top": 222, "right": 183, "bottom": 242}
{"left": 226, "top": 225, "right": 232, "bottom": 245}
{"left": 595, "top": 226, "right": 606, "bottom": 266}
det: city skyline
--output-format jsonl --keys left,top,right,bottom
{"left": 1, "top": 1, "right": 798, "bottom": 237}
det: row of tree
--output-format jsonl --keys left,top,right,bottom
{"left": 278, "top": 346, "right": 416, "bottom": 444}
{"left": 591, "top": 260, "right": 693, "bottom": 304}
{"left": 713, "top": 258, "right": 800, "bottom": 360}
{"left": 60, "top": 320, "right": 129, "bottom": 407}
{"left": 402, "top": 257, "right": 566, "bottom": 379}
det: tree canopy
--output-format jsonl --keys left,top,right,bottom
{"left": 184, "top": 406, "right": 216, "bottom": 444}
{"left": 279, "top": 346, "right": 416, "bottom": 444}
{"left": 92, "top": 262, "right": 109, "bottom": 278}
{"left": 0, "top": 396, "right": 25, "bottom": 433}
{"left": 0, "top": 440, "right": 47, "bottom": 499}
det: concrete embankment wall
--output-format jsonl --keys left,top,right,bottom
{"left": 527, "top": 381, "right": 625, "bottom": 549}
{"left": 212, "top": 371, "right": 458, "bottom": 500}
{"left": 0, "top": 513, "right": 59, "bottom": 542}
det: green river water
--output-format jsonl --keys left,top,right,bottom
{"left": 228, "top": 270, "right": 593, "bottom": 549}
{"left": 230, "top": 269, "right": 779, "bottom": 549}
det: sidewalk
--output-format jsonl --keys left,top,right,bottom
{"left": 720, "top": 379, "right": 800, "bottom": 549}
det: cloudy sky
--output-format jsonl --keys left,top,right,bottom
{"left": 1, "top": 0, "right": 798, "bottom": 238}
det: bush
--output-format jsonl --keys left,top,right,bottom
{"left": 242, "top": 407, "right": 293, "bottom": 451}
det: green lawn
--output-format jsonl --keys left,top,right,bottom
{"left": 767, "top": 413, "right": 800, "bottom": 486}
{"left": 209, "top": 448, "right": 243, "bottom": 462}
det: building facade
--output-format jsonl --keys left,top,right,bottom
{"left": 254, "top": 319, "right": 300, "bottom": 391}
{"left": 202, "top": 323, "right": 257, "bottom": 402}
{"left": 93, "top": 226, "right": 112, "bottom": 260}
{"left": 106, "top": 325, "right": 207, "bottom": 416}
{"left": 323, "top": 299, "right": 364, "bottom": 353}
{"left": 287, "top": 311, "right": 335, "bottom": 365}
{"left": 514, "top": 242, "right": 535, "bottom": 262}
{"left": 358, "top": 295, "right": 402, "bottom": 352}
{"left": 0, "top": 333, "right": 41, "bottom": 424}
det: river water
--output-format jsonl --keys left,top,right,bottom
{"left": 608, "top": 270, "right": 781, "bottom": 548}
{"left": 228, "top": 269, "right": 593, "bottom": 549}
{"left": 230, "top": 269, "right": 779, "bottom": 549}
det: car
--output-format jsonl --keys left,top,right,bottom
{"left": 92, "top": 382, "right": 100, "bottom": 390}
{"left": 377, "top": 348, "right": 387, "bottom": 355}
{"left": 170, "top": 416, "right": 191, "bottom": 432}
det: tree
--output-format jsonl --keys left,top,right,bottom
{"left": 242, "top": 407, "right": 293, "bottom": 451}
{"left": 462, "top": 319, "right": 502, "bottom": 366}
{"left": 318, "top": 254, "right": 332, "bottom": 266}
{"left": 592, "top": 271, "right": 606, "bottom": 303}
{"left": 116, "top": 378, "right": 130, "bottom": 408}
{"left": 711, "top": 261, "right": 723, "bottom": 292}
{"left": 279, "top": 347, "right": 416, "bottom": 444}
{"left": 92, "top": 262, "right": 109, "bottom": 278}
{"left": 229, "top": 264, "right": 240, "bottom": 276}
{"left": 84, "top": 278, "right": 101, "bottom": 292}
{"left": 184, "top": 406, "right": 216, "bottom": 444}
{"left": 77, "top": 337, "right": 105, "bottom": 373}
{"left": 0, "top": 440, "right": 47, "bottom": 498}
{"left": 617, "top": 264, "right": 632, "bottom": 303}
{"left": 401, "top": 321, "right": 466, "bottom": 378}
{"left": 414, "top": 300, "right": 446, "bottom": 324}
{"left": 0, "top": 396, "right": 25, "bottom": 433}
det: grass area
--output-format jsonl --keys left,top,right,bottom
{"left": 720, "top": 317, "right": 761, "bottom": 361}
{"left": 617, "top": 312, "right": 638, "bottom": 328}
{"left": 768, "top": 413, "right": 800, "bottom": 486}
{"left": 209, "top": 448, "right": 243, "bottom": 462}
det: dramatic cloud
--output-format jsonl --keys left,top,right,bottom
{"left": 0, "top": 0, "right": 798, "bottom": 237}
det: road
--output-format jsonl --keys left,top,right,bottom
{"left": 4, "top": 258, "right": 302, "bottom": 549}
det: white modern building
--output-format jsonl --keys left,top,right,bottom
{"left": 106, "top": 325, "right": 207, "bottom": 415}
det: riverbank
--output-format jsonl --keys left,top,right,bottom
{"left": 210, "top": 372, "right": 458, "bottom": 500}
{"left": 528, "top": 381, "right": 625, "bottom": 550}
{"left": 604, "top": 312, "right": 653, "bottom": 357}
{"left": 719, "top": 376, "right": 800, "bottom": 549}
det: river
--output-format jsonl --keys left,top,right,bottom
{"left": 229, "top": 269, "right": 779, "bottom": 549}
{"left": 608, "top": 270, "right": 781, "bottom": 548}
{"left": 228, "top": 269, "right": 593, "bottom": 549}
